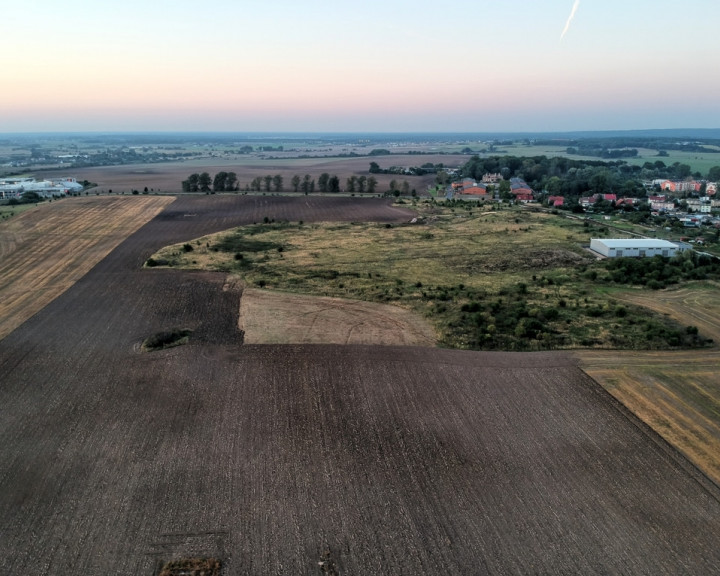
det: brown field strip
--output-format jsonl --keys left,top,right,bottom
{"left": 577, "top": 284, "right": 720, "bottom": 484}
{"left": 0, "top": 196, "right": 173, "bottom": 340}
{"left": 238, "top": 287, "right": 437, "bottom": 345}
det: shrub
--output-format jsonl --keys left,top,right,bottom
{"left": 142, "top": 329, "right": 191, "bottom": 351}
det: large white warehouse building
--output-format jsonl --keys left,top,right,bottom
{"left": 590, "top": 238, "right": 687, "bottom": 258}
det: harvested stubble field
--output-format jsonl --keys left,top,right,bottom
{"left": 578, "top": 282, "right": 720, "bottom": 484}
{"left": 0, "top": 195, "right": 173, "bottom": 340}
{"left": 2, "top": 195, "right": 720, "bottom": 574}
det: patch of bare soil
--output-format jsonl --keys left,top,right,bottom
{"left": 238, "top": 287, "right": 436, "bottom": 346}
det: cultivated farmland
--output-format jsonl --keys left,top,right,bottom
{"left": 2, "top": 195, "right": 720, "bottom": 574}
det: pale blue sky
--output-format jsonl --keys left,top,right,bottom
{"left": 1, "top": 0, "right": 718, "bottom": 132}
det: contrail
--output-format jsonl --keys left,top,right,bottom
{"left": 560, "top": 0, "right": 580, "bottom": 40}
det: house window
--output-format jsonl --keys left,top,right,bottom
{"left": 662, "top": 250, "right": 668, "bottom": 257}
{"left": 616, "top": 250, "right": 623, "bottom": 257}
{"left": 639, "top": 250, "right": 646, "bottom": 257}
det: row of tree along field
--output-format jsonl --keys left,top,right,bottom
{"left": 181, "top": 171, "right": 408, "bottom": 194}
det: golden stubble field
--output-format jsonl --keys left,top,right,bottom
{"left": 577, "top": 283, "right": 720, "bottom": 484}
{"left": 0, "top": 195, "right": 173, "bottom": 340}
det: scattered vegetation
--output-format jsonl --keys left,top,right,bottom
{"left": 149, "top": 201, "right": 715, "bottom": 351}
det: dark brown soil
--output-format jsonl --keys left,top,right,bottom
{"left": 2, "top": 195, "right": 720, "bottom": 574}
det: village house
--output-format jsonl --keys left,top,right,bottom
{"left": 660, "top": 180, "right": 702, "bottom": 194}
{"left": 509, "top": 178, "right": 534, "bottom": 202}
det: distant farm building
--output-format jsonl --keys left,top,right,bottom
{"left": 0, "top": 177, "right": 83, "bottom": 199}
{"left": 590, "top": 238, "right": 688, "bottom": 258}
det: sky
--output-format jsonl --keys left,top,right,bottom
{"left": 2, "top": 0, "right": 719, "bottom": 133}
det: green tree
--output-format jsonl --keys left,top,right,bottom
{"left": 435, "top": 170, "right": 449, "bottom": 186}
{"left": 357, "top": 175, "right": 367, "bottom": 193}
{"left": 213, "top": 171, "right": 228, "bottom": 192}
{"left": 328, "top": 175, "right": 340, "bottom": 193}
{"left": 198, "top": 172, "right": 212, "bottom": 192}
{"left": 366, "top": 176, "right": 378, "bottom": 194}
{"left": 272, "top": 174, "right": 283, "bottom": 192}
{"left": 301, "top": 174, "right": 312, "bottom": 194}
{"left": 498, "top": 179, "right": 511, "bottom": 200}
{"left": 263, "top": 175, "right": 273, "bottom": 192}
{"left": 250, "top": 176, "right": 263, "bottom": 191}
{"left": 291, "top": 175, "right": 301, "bottom": 192}
{"left": 318, "top": 173, "right": 330, "bottom": 192}
{"left": 182, "top": 173, "right": 200, "bottom": 192}
{"left": 225, "top": 172, "right": 238, "bottom": 191}
{"left": 708, "top": 166, "right": 720, "bottom": 181}
{"left": 346, "top": 175, "right": 357, "bottom": 193}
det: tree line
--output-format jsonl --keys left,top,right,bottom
{"left": 181, "top": 172, "right": 380, "bottom": 194}
{"left": 461, "top": 154, "right": 720, "bottom": 200}
{"left": 181, "top": 172, "right": 238, "bottom": 193}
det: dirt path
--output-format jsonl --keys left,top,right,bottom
{"left": 0, "top": 196, "right": 173, "bottom": 340}
{"left": 238, "top": 287, "right": 436, "bottom": 346}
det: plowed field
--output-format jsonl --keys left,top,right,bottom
{"left": 2, "top": 195, "right": 720, "bottom": 574}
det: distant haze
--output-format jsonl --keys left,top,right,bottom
{"left": 1, "top": 0, "right": 719, "bottom": 133}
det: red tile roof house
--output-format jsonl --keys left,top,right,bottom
{"left": 548, "top": 195, "right": 564, "bottom": 207}
{"left": 614, "top": 198, "right": 639, "bottom": 208}
{"left": 509, "top": 178, "right": 534, "bottom": 202}
{"left": 460, "top": 185, "right": 488, "bottom": 196}
{"left": 513, "top": 192, "right": 534, "bottom": 203}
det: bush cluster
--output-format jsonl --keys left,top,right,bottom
{"left": 604, "top": 253, "right": 720, "bottom": 289}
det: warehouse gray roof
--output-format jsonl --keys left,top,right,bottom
{"left": 591, "top": 239, "right": 678, "bottom": 248}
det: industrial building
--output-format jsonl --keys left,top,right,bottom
{"left": 0, "top": 177, "right": 83, "bottom": 199}
{"left": 590, "top": 238, "right": 688, "bottom": 258}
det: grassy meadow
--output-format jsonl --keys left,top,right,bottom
{"left": 150, "top": 200, "right": 709, "bottom": 351}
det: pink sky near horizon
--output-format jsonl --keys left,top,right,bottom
{"left": 2, "top": 0, "right": 719, "bottom": 133}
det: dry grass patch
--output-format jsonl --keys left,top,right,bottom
{"left": 149, "top": 202, "right": 702, "bottom": 350}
